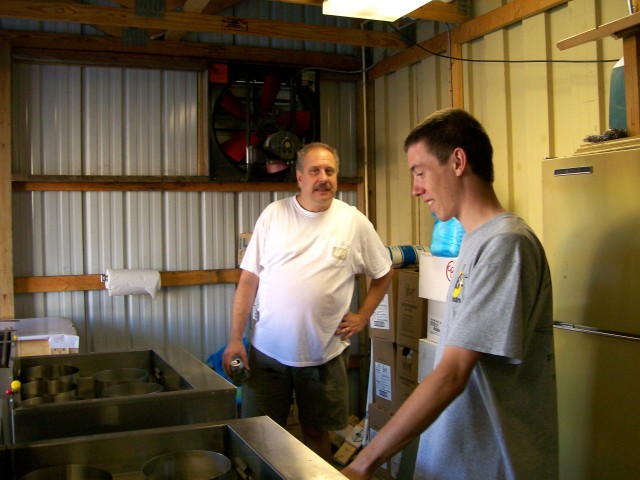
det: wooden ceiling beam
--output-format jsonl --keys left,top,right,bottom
{"left": 200, "top": 0, "right": 245, "bottom": 15}
{"left": 2, "top": 30, "right": 361, "bottom": 71}
{"left": 29, "top": 0, "right": 169, "bottom": 39}
{"left": 164, "top": 0, "right": 215, "bottom": 42}
{"left": 408, "top": 1, "right": 469, "bottom": 24}
{"left": 164, "top": 0, "right": 245, "bottom": 42}
{"left": 113, "top": 0, "right": 186, "bottom": 10}
{"left": 0, "top": 1, "right": 407, "bottom": 49}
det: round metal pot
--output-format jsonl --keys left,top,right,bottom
{"left": 141, "top": 450, "right": 231, "bottom": 480}
{"left": 21, "top": 380, "right": 78, "bottom": 404}
{"left": 21, "top": 396, "right": 52, "bottom": 407}
{"left": 21, "top": 380, "right": 46, "bottom": 399}
{"left": 48, "top": 381, "right": 79, "bottom": 402}
{"left": 25, "top": 365, "right": 79, "bottom": 383}
{"left": 19, "top": 464, "right": 112, "bottom": 480}
{"left": 102, "top": 382, "right": 163, "bottom": 398}
{"left": 93, "top": 368, "right": 149, "bottom": 396}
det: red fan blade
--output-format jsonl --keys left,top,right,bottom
{"left": 260, "top": 75, "right": 282, "bottom": 111}
{"left": 220, "top": 90, "right": 248, "bottom": 121}
{"left": 278, "top": 111, "right": 312, "bottom": 137}
{"left": 221, "top": 131, "right": 260, "bottom": 162}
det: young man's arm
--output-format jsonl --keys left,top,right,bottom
{"left": 342, "top": 345, "right": 481, "bottom": 479}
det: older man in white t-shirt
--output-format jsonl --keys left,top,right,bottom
{"left": 223, "top": 142, "right": 392, "bottom": 461}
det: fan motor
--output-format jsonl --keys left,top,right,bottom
{"left": 263, "top": 131, "right": 302, "bottom": 161}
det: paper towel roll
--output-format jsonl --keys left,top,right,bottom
{"left": 105, "top": 269, "right": 161, "bottom": 298}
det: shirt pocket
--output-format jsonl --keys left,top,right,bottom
{"left": 325, "top": 238, "right": 350, "bottom": 267}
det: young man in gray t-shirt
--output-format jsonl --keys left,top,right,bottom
{"left": 343, "top": 109, "right": 558, "bottom": 480}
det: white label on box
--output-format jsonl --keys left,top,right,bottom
{"left": 49, "top": 334, "right": 79, "bottom": 349}
{"left": 427, "top": 315, "right": 441, "bottom": 339}
{"left": 370, "top": 293, "right": 390, "bottom": 330}
{"left": 374, "top": 361, "right": 393, "bottom": 401}
{"left": 427, "top": 300, "right": 445, "bottom": 343}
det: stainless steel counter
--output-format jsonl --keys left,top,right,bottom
{"left": 3, "top": 416, "right": 346, "bottom": 479}
{"left": 4, "top": 348, "right": 237, "bottom": 444}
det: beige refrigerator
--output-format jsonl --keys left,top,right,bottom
{"left": 542, "top": 147, "right": 640, "bottom": 480}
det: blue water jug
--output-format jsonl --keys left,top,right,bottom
{"left": 430, "top": 213, "right": 465, "bottom": 257}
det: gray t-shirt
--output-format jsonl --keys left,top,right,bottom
{"left": 415, "top": 213, "right": 558, "bottom": 480}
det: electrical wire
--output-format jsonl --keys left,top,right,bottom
{"left": 295, "top": 14, "right": 623, "bottom": 78}
{"left": 296, "top": 64, "right": 375, "bottom": 77}
{"left": 387, "top": 21, "right": 620, "bottom": 64}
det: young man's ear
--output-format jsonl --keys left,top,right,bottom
{"left": 452, "top": 147, "right": 467, "bottom": 177}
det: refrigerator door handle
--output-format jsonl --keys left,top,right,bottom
{"left": 552, "top": 166, "right": 593, "bottom": 176}
{"left": 554, "top": 322, "right": 640, "bottom": 342}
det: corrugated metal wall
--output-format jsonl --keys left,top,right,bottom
{"left": 11, "top": 62, "right": 358, "bottom": 362}
{"left": 373, "top": 0, "right": 627, "bottom": 248}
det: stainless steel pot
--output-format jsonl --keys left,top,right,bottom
{"left": 102, "top": 382, "right": 163, "bottom": 397}
{"left": 25, "top": 364, "right": 79, "bottom": 383}
{"left": 48, "top": 381, "right": 79, "bottom": 402}
{"left": 141, "top": 450, "right": 231, "bottom": 480}
{"left": 21, "top": 380, "right": 46, "bottom": 399}
{"left": 93, "top": 367, "right": 149, "bottom": 396}
{"left": 21, "top": 380, "right": 78, "bottom": 405}
{"left": 19, "top": 464, "right": 112, "bottom": 480}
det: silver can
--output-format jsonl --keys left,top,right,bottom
{"left": 230, "top": 357, "right": 249, "bottom": 386}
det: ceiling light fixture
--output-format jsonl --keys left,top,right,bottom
{"left": 322, "top": 0, "right": 436, "bottom": 22}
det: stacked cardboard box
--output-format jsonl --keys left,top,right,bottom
{"left": 368, "top": 268, "right": 400, "bottom": 342}
{"left": 417, "top": 253, "right": 457, "bottom": 380}
{"left": 366, "top": 269, "right": 427, "bottom": 478}
{"left": 367, "top": 403, "right": 403, "bottom": 479}
{"left": 395, "top": 269, "right": 428, "bottom": 351}
{"left": 363, "top": 256, "right": 457, "bottom": 477}
{"left": 370, "top": 269, "right": 426, "bottom": 413}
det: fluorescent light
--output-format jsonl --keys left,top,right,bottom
{"left": 323, "top": 0, "right": 432, "bottom": 22}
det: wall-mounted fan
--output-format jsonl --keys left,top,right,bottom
{"left": 209, "top": 67, "right": 319, "bottom": 181}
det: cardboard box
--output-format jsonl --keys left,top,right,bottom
{"left": 237, "top": 232, "right": 252, "bottom": 266}
{"left": 418, "top": 338, "right": 438, "bottom": 382}
{"left": 367, "top": 403, "right": 403, "bottom": 479}
{"left": 368, "top": 402, "right": 392, "bottom": 431}
{"left": 372, "top": 338, "right": 396, "bottom": 411}
{"left": 369, "top": 268, "right": 401, "bottom": 341}
{"left": 394, "top": 375, "right": 418, "bottom": 410}
{"left": 418, "top": 252, "right": 457, "bottom": 302}
{"left": 394, "top": 346, "right": 419, "bottom": 409}
{"left": 10, "top": 317, "right": 79, "bottom": 357}
{"left": 18, "top": 340, "right": 79, "bottom": 357}
{"left": 396, "top": 345, "right": 419, "bottom": 383}
{"left": 395, "top": 269, "right": 428, "bottom": 351}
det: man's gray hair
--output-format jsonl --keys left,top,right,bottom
{"left": 296, "top": 142, "right": 340, "bottom": 172}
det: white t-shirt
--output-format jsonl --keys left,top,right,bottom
{"left": 241, "top": 196, "right": 391, "bottom": 366}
